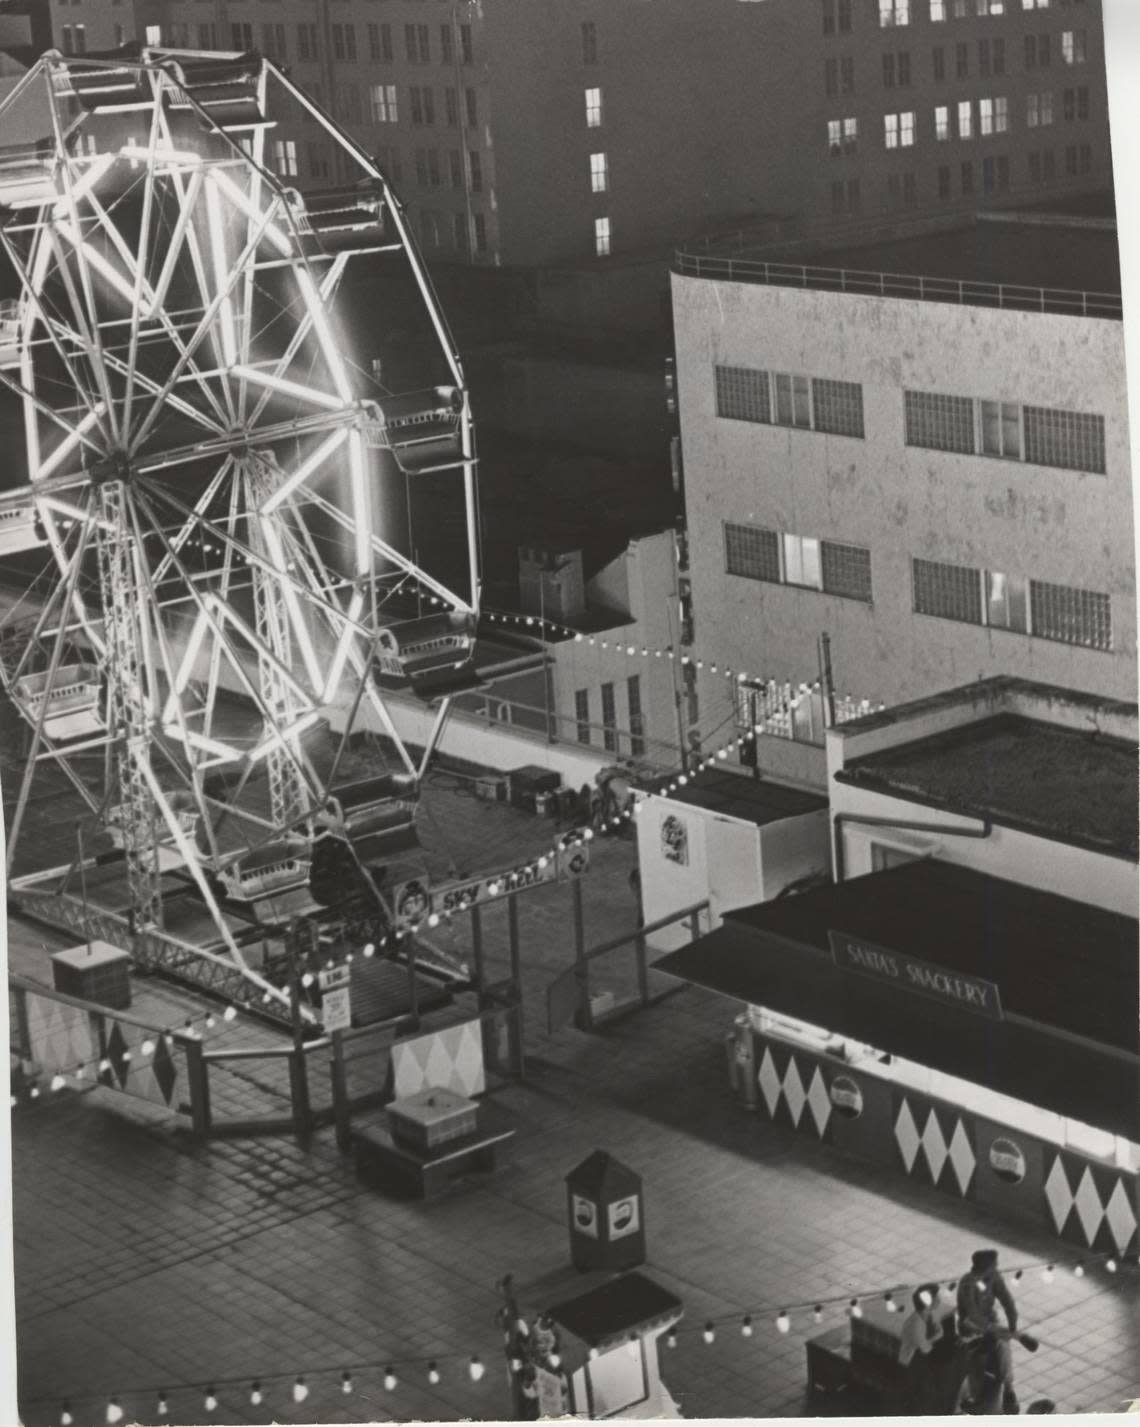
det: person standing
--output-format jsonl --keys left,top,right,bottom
{"left": 956, "top": 1248, "right": 1020, "bottom": 1413}
{"left": 897, "top": 1283, "right": 945, "bottom": 1413}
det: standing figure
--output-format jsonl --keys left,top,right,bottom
{"left": 897, "top": 1282, "right": 944, "bottom": 1414}
{"left": 956, "top": 1249, "right": 1020, "bottom": 1413}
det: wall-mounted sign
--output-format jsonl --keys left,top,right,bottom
{"left": 989, "top": 1136, "right": 1027, "bottom": 1184}
{"left": 828, "top": 931, "right": 1003, "bottom": 1022}
{"left": 321, "top": 986, "right": 352, "bottom": 1034}
{"left": 318, "top": 963, "right": 351, "bottom": 992}
{"left": 661, "top": 814, "right": 689, "bottom": 866}
{"left": 608, "top": 1195, "right": 641, "bottom": 1240}
{"left": 572, "top": 1194, "right": 599, "bottom": 1239}
{"left": 829, "top": 1074, "right": 864, "bottom": 1118}
{"left": 393, "top": 878, "right": 431, "bottom": 929}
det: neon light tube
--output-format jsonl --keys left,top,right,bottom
{"left": 34, "top": 404, "right": 105, "bottom": 482}
{"left": 162, "top": 608, "right": 210, "bottom": 722}
{"left": 53, "top": 223, "right": 138, "bottom": 306}
{"left": 296, "top": 265, "right": 352, "bottom": 402}
{"left": 209, "top": 169, "right": 292, "bottom": 256}
{"left": 162, "top": 724, "right": 242, "bottom": 761}
{"left": 249, "top": 710, "right": 321, "bottom": 763}
{"left": 322, "top": 591, "right": 364, "bottom": 704}
{"left": 348, "top": 429, "right": 370, "bottom": 576}
{"left": 260, "top": 521, "right": 323, "bottom": 690}
{"left": 259, "top": 425, "right": 348, "bottom": 513}
{"left": 205, "top": 175, "right": 237, "bottom": 365}
{"left": 231, "top": 364, "right": 345, "bottom": 413}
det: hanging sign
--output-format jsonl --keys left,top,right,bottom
{"left": 828, "top": 931, "right": 1003, "bottom": 1021}
{"left": 661, "top": 814, "right": 689, "bottom": 866}
{"left": 318, "top": 963, "right": 351, "bottom": 992}
{"left": 394, "top": 836, "right": 592, "bottom": 930}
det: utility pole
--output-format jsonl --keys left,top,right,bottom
{"left": 285, "top": 920, "right": 312, "bottom": 1142}
{"left": 818, "top": 632, "right": 837, "bottom": 727}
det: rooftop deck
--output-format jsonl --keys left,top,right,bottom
{"left": 837, "top": 712, "right": 1139, "bottom": 861}
{"left": 675, "top": 216, "right": 1123, "bottom": 320}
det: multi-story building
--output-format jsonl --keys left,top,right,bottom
{"left": 17, "top": 0, "right": 1115, "bottom": 268}
{"left": 671, "top": 210, "right": 1134, "bottom": 788}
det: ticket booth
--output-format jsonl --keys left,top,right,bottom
{"left": 545, "top": 1271, "right": 684, "bottom": 1419}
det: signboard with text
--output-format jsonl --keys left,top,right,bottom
{"left": 393, "top": 833, "right": 591, "bottom": 930}
{"left": 321, "top": 986, "right": 352, "bottom": 1033}
{"left": 828, "top": 931, "right": 1003, "bottom": 1022}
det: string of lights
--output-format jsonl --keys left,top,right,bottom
{"left": 26, "top": 1249, "right": 1134, "bottom": 1425}
{"left": 10, "top": 698, "right": 808, "bottom": 1109}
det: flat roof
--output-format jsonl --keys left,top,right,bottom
{"left": 808, "top": 219, "right": 1120, "bottom": 297}
{"left": 838, "top": 713, "right": 1138, "bottom": 861}
{"left": 662, "top": 770, "right": 827, "bottom": 826}
{"left": 656, "top": 860, "right": 1140, "bottom": 1138}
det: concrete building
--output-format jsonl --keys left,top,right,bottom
{"left": 20, "top": 0, "right": 1115, "bottom": 268}
{"left": 671, "top": 211, "right": 1133, "bottom": 789}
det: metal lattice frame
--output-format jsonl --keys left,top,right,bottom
{"left": 0, "top": 47, "right": 480, "bottom": 1008}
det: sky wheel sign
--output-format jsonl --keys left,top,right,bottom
{"left": 393, "top": 830, "right": 591, "bottom": 931}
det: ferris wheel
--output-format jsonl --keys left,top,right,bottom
{"left": 0, "top": 46, "right": 481, "bottom": 1011}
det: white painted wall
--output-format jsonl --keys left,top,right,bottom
{"left": 673, "top": 275, "right": 1138, "bottom": 743}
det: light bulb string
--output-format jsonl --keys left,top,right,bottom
{"left": 25, "top": 1249, "right": 1134, "bottom": 1415}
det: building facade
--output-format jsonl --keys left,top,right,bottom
{"left": 672, "top": 214, "right": 1134, "bottom": 787}
{"left": 18, "top": 0, "right": 1115, "bottom": 268}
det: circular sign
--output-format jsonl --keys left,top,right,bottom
{"left": 829, "top": 1074, "right": 864, "bottom": 1119}
{"left": 989, "top": 1136, "right": 1026, "bottom": 1184}
{"left": 395, "top": 879, "right": 430, "bottom": 927}
{"left": 571, "top": 1193, "right": 598, "bottom": 1239}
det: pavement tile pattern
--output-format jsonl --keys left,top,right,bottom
{"left": 9, "top": 773, "right": 1140, "bottom": 1424}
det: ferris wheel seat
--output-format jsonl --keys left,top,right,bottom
{"left": 219, "top": 840, "right": 312, "bottom": 902}
{"left": 292, "top": 182, "right": 391, "bottom": 255}
{"left": 0, "top": 155, "right": 57, "bottom": 210}
{"left": 0, "top": 505, "right": 47, "bottom": 551}
{"left": 366, "top": 387, "right": 466, "bottom": 474}
{"left": 373, "top": 610, "right": 476, "bottom": 686}
{"left": 319, "top": 772, "right": 419, "bottom": 840}
{"left": 62, "top": 65, "right": 152, "bottom": 112}
{"left": 14, "top": 664, "right": 104, "bottom": 740}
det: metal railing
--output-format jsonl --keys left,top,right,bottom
{"left": 546, "top": 900, "right": 709, "bottom": 1035}
{"left": 673, "top": 250, "right": 1123, "bottom": 320}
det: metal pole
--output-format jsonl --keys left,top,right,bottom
{"left": 471, "top": 903, "right": 485, "bottom": 1003}
{"left": 507, "top": 893, "right": 524, "bottom": 1075}
{"left": 285, "top": 921, "right": 312, "bottom": 1141}
{"left": 331, "top": 1029, "right": 351, "bottom": 1154}
{"left": 818, "top": 631, "right": 837, "bottom": 727}
{"left": 571, "top": 877, "right": 589, "bottom": 1031}
{"left": 747, "top": 689, "right": 760, "bottom": 780}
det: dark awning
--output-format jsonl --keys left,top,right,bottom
{"left": 656, "top": 861, "right": 1139, "bottom": 1140}
{"left": 547, "top": 1272, "right": 683, "bottom": 1350}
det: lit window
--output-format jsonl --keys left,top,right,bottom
{"left": 370, "top": 83, "right": 397, "bottom": 123}
{"left": 144, "top": 24, "right": 161, "bottom": 45}
{"left": 900, "top": 110, "right": 915, "bottom": 146}
{"left": 934, "top": 104, "right": 949, "bottom": 140}
{"left": 585, "top": 87, "right": 603, "bottom": 128}
{"left": 1062, "top": 30, "right": 1085, "bottom": 64}
{"left": 272, "top": 139, "right": 298, "bottom": 178}
{"left": 957, "top": 99, "right": 973, "bottom": 138}
{"left": 829, "top": 119, "right": 842, "bottom": 154}
{"left": 594, "top": 215, "right": 611, "bottom": 257}
{"left": 980, "top": 399, "right": 1020, "bottom": 458}
{"left": 884, "top": 112, "right": 899, "bottom": 149}
{"left": 979, "top": 97, "right": 994, "bottom": 134}
{"left": 782, "top": 534, "right": 823, "bottom": 590}
{"left": 879, "top": 0, "right": 910, "bottom": 26}
{"left": 844, "top": 117, "right": 858, "bottom": 150}
{"left": 985, "top": 572, "right": 1028, "bottom": 632}
{"left": 930, "top": 0, "right": 945, "bottom": 17}
{"left": 589, "top": 152, "right": 608, "bottom": 193}
{"left": 995, "top": 95, "right": 1008, "bottom": 131}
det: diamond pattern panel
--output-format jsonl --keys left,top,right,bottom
{"left": 756, "top": 1048, "right": 781, "bottom": 1118}
{"left": 24, "top": 993, "right": 94, "bottom": 1074}
{"left": 1041, "top": 1150, "right": 1139, "bottom": 1256}
{"left": 392, "top": 1020, "right": 486, "bottom": 1100}
{"left": 947, "top": 1118, "right": 977, "bottom": 1195}
{"left": 806, "top": 1067, "right": 832, "bottom": 1138}
{"left": 921, "top": 1106, "right": 950, "bottom": 1184}
{"left": 782, "top": 1058, "right": 807, "bottom": 1129}
{"left": 894, "top": 1100, "right": 921, "bottom": 1173}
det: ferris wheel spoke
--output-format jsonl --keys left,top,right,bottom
{"left": 128, "top": 191, "right": 299, "bottom": 458}
{"left": 120, "top": 86, "right": 165, "bottom": 433}
{"left": 246, "top": 253, "right": 349, "bottom": 430}
{"left": 43, "top": 228, "right": 123, "bottom": 446}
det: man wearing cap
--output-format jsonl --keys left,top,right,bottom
{"left": 897, "top": 1283, "right": 945, "bottom": 1413}
{"left": 957, "top": 1249, "right": 1020, "bottom": 1412}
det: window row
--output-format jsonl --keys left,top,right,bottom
{"left": 364, "top": 84, "right": 478, "bottom": 128}
{"left": 417, "top": 207, "right": 488, "bottom": 256}
{"left": 826, "top": 0, "right": 1082, "bottom": 31}
{"left": 575, "top": 677, "right": 645, "bottom": 757}
{"left": 724, "top": 524, "right": 874, "bottom": 603}
{"left": 912, "top": 558, "right": 1111, "bottom": 650}
{"left": 412, "top": 147, "right": 484, "bottom": 192}
{"left": 904, "top": 390, "right": 1106, "bottom": 473}
{"left": 714, "top": 366, "right": 866, "bottom": 439}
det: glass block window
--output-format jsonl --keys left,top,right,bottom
{"left": 821, "top": 541, "right": 873, "bottom": 602}
{"left": 1023, "top": 405, "right": 1106, "bottom": 474}
{"left": 575, "top": 689, "right": 590, "bottom": 744}
{"left": 812, "top": 377, "right": 865, "bottom": 437}
{"left": 904, "top": 390, "right": 974, "bottom": 454}
{"left": 1029, "top": 580, "right": 1111, "bottom": 650}
{"left": 725, "top": 523, "right": 781, "bottom": 582}
{"left": 715, "top": 365, "right": 770, "bottom": 424}
{"left": 912, "top": 557, "right": 983, "bottom": 624}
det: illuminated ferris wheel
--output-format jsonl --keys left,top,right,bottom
{"left": 0, "top": 45, "right": 480, "bottom": 1010}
